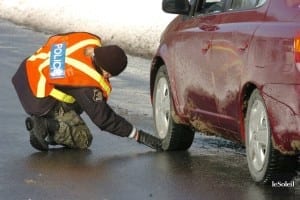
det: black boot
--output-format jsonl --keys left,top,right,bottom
{"left": 25, "top": 116, "right": 49, "bottom": 151}
{"left": 45, "top": 119, "right": 60, "bottom": 145}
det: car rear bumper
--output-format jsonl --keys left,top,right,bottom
{"left": 262, "top": 84, "right": 300, "bottom": 154}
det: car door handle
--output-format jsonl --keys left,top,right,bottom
{"left": 238, "top": 43, "right": 249, "bottom": 52}
{"left": 202, "top": 41, "right": 212, "bottom": 53}
{"left": 199, "top": 24, "right": 219, "bottom": 31}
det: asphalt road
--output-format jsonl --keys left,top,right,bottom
{"left": 0, "top": 19, "right": 299, "bottom": 200}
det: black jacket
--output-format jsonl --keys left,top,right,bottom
{"left": 12, "top": 59, "right": 133, "bottom": 137}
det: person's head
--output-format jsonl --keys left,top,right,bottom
{"left": 92, "top": 45, "right": 128, "bottom": 78}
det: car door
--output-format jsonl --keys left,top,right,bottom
{"left": 168, "top": 0, "right": 224, "bottom": 128}
{"left": 209, "top": 0, "right": 268, "bottom": 135}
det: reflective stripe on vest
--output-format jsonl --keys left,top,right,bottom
{"left": 27, "top": 37, "right": 111, "bottom": 103}
{"left": 50, "top": 88, "right": 76, "bottom": 103}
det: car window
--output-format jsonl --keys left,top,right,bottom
{"left": 230, "top": 0, "right": 266, "bottom": 10}
{"left": 195, "top": 0, "right": 226, "bottom": 15}
{"left": 189, "top": 0, "right": 198, "bottom": 15}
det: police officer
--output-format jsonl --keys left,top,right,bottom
{"left": 12, "top": 32, "right": 142, "bottom": 151}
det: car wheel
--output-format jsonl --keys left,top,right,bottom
{"left": 153, "top": 65, "right": 195, "bottom": 151}
{"left": 245, "top": 89, "right": 298, "bottom": 184}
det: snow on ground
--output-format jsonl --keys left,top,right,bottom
{"left": 0, "top": 0, "right": 174, "bottom": 57}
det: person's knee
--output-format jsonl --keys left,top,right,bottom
{"left": 72, "top": 125, "right": 93, "bottom": 149}
{"left": 51, "top": 105, "right": 93, "bottom": 149}
{"left": 54, "top": 121, "right": 93, "bottom": 149}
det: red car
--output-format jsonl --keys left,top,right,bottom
{"left": 150, "top": 0, "right": 300, "bottom": 184}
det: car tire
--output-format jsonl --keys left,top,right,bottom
{"left": 245, "top": 89, "right": 298, "bottom": 184}
{"left": 153, "top": 65, "right": 195, "bottom": 151}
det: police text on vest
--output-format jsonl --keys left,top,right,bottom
{"left": 50, "top": 43, "right": 66, "bottom": 79}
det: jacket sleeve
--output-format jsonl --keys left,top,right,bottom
{"left": 60, "top": 86, "right": 134, "bottom": 137}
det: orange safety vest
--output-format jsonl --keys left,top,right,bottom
{"left": 26, "top": 32, "right": 112, "bottom": 103}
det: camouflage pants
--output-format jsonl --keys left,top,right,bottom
{"left": 49, "top": 103, "right": 93, "bottom": 149}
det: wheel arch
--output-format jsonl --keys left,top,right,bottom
{"left": 150, "top": 56, "right": 165, "bottom": 103}
{"left": 240, "top": 82, "right": 258, "bottom": 143}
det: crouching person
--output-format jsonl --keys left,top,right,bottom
{"left": 12, "top": 32, "right": 140, "bottom": 151}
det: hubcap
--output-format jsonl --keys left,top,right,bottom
{"left": 248, "top": 99, "right": 270, "bottom": 172}
{"left": 154, "top": 77, "right": 170, "bottom": 139}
